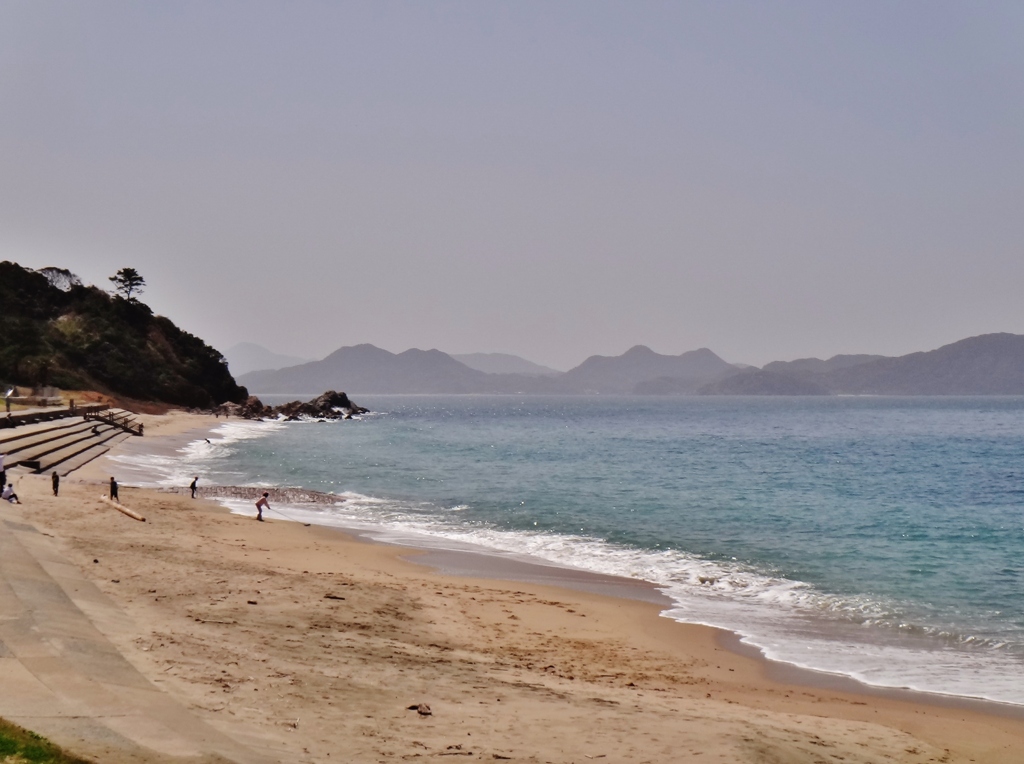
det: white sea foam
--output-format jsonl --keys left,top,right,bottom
{"left": 108, "top": 420, "right": 284, "bottom": 488}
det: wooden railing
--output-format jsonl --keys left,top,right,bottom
{"left": 83, "top": 409, "right": 143, "bottom": 436}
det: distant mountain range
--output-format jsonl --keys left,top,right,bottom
{"left": 238, "top": 343, "right": 736, "bottom": 395}
{"left": 237, "top": 333, "right": 1024, "bottom": 397}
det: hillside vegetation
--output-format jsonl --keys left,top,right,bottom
{"left": 0, "top": 261, "right": 246, "bottom": 408}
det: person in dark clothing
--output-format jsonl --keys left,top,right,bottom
{"left": 109, "top": 476, "right": 118, "bottom": 502}
{"left": 52, "top": 471, "right": 59, "bottom": 497}
{"left": 190, "top": 476, "right": 198, "bottom": 499}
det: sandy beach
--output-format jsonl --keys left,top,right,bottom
{"left": 6, "top": 413, "right": 1024, "bottom": 763}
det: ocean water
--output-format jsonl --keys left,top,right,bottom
{"left": 113, "top": 395, "right": 1024, "bottom": 705}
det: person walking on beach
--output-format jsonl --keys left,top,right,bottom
{"left": 0, "top": 452, "right": 6, "bottom": 489}
{"left": 109, "top": 476, "right": 119, "bottom": 502}
{"left": 51, "top": 471, "right": 59, "bottom": 497}
{"left": 255, "top": 492, "right": 270, "bottom": 522}
{"left": 190, "top": 476, "right": 198, "bottom": 499}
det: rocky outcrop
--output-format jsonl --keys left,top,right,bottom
{"left": 235, "top": 395, "right": 272, "bottom": 418}
{"left": 274, "top": 391, "right": 369, "bottom": 420}
{"left": 224, "top": 390, "right": 369, "bottom": 420}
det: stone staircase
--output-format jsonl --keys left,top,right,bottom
{"left": 0, "top": 409, "right": 140, "bottom": 476}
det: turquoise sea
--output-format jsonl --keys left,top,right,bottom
{"left": 116, "top": 396, "right": 1024, "bottom": 706}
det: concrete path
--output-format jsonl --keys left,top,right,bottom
{"left": 0, "top": 505, "right": 280, "bottom": 763}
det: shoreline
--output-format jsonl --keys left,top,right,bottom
{"left": 291, "top": 519, "right": 1024, "bottom": 722}
{"left": 94, "top": 412, "right": 1024, "bottom": 719}
{"left": 211, "top": 496, "right": 1024, "bottom": 718}
{"left": 15, "top": 410, "right": 1021, "bottom": 761}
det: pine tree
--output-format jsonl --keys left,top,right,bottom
{"left": 109, "top": 268, "right": 146, "bottom": 302}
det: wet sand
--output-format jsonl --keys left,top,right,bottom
{"left": 10, "top": 412, "right": 1024, "bottom": 762}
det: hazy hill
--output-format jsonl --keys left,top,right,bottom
{"left": 239, "top": 344, "right": 492, "bottom": 394}
{"left": 0, "top": 261, "right": 246, "bottom": 407}
{"left": 822, "top": 333, "right": 1024, "bottom": 395}
{"left": 564, "top": 345, "right": 735, "bottom": 394}
{"left": 452, "top": 352, "right": 562, "bottom": 376}
{"left": 224, "top": 342, "right": 314, "bottom": 376}
{"left": 697, "top": 369, "right": 830, "bottom": 396}
{"left": 239, "top": 344, "right": 579, "bottom": 394}
{"left": 763, "top": 354, "right": 886, "bottom": 375}
{"left": 241, "top": 343, "right": 737, "bottom": 395}
{"left": 700, "top": 333, "right": 1024, "bottom": 396}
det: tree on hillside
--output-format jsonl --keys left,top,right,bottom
{"left": 109, "top": 267, "right": 146, "bottom": 302}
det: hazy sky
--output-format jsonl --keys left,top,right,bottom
{"left": 3, "top": 2, "right": 1023, "bottom": 370}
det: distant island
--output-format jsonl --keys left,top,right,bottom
{"left": 237, "top": 333, "right": 1024, "bottom": 396}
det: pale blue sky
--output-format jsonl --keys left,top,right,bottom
{"left": 2, "top": 2, "right": 1023, "bottom": 368}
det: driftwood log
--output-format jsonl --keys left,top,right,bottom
{"left": 98, "top": 495, "right": 146, "bottom": 522}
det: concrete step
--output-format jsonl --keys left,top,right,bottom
{"left": 11, "top": 425, "right": 123, "bottom": 470}
{"left": 0, "top": 417, "right": 95, "bottom": 450}
{"left": 49, "top": 445, "right": 110, "bottom": 476}
{"left": 2, "top": 423, "right": 106, "bottom": 460}
{"left": 45, "top": 432, "right": 131, "bottom": 476}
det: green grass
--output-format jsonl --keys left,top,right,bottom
{"left": 0, "top": 719, "right": 90, "bottom": 764}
